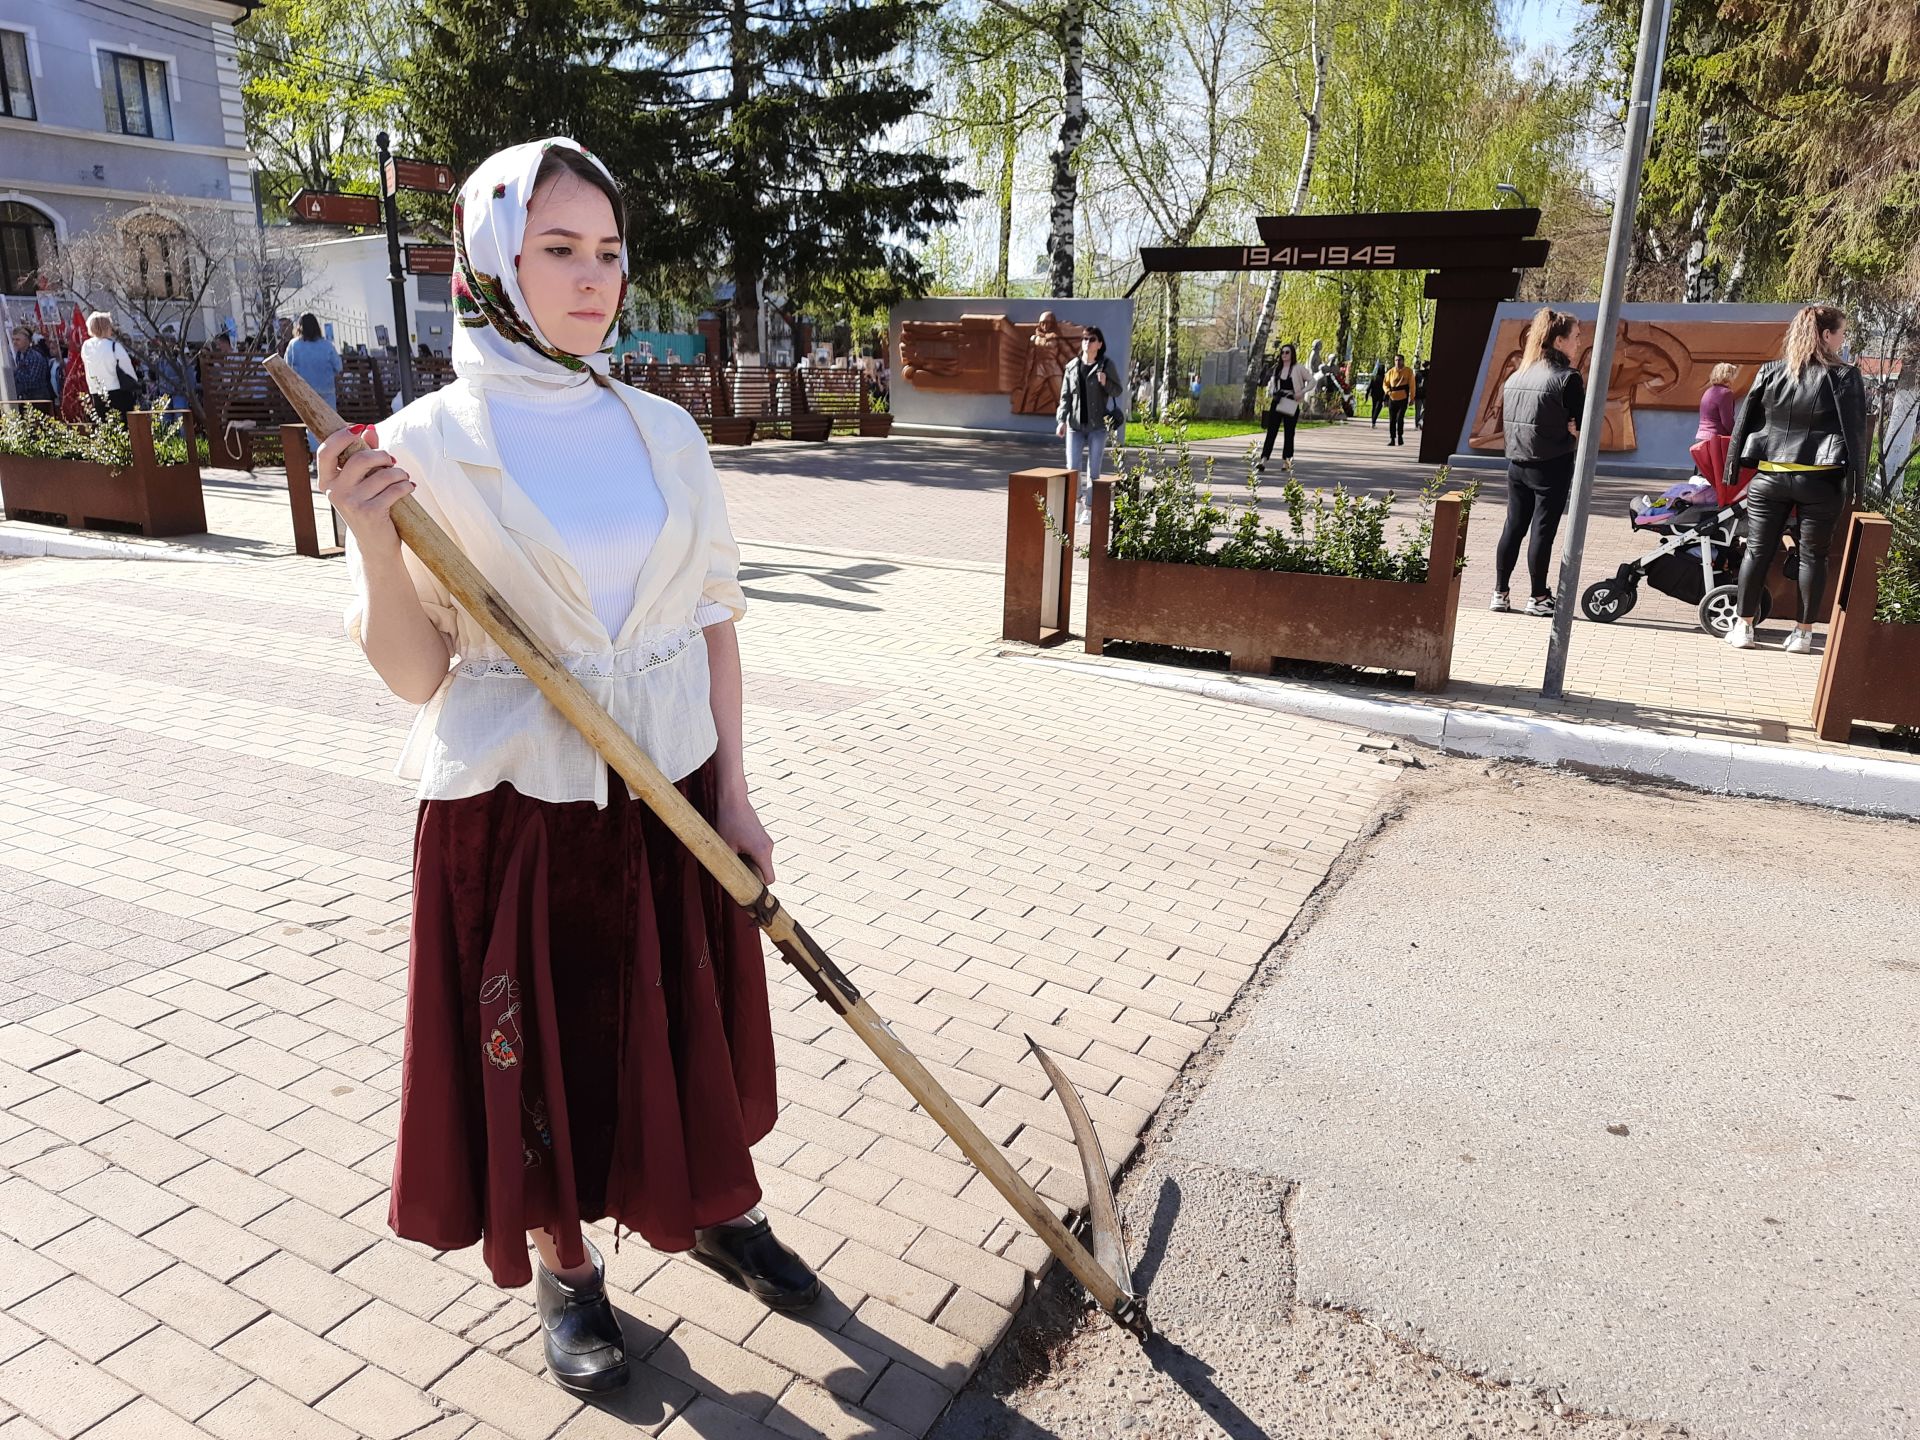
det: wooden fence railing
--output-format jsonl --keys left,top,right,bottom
{"left": 198, "top": 353, "right": 457, "bottom": 466}
{"left": 200, "top": 354, "right": 867, "bottom": 464}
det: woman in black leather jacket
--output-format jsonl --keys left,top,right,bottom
{"left": 1723, "top": 305, "right": 1869, "bottom": 652}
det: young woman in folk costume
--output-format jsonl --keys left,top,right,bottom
{"left": 315, "top": 137, "right": 817, "bottom": 1397}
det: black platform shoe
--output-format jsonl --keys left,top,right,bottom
{"left": 690, "top": 1210, "right": 822, "bottom": 1311}
{"left": 536, "top": 1237, "right": 629, "bottom": 1394}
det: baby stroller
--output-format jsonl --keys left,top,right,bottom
{"left": 1579, "top": 434, "right": 1764, "bottom": 635}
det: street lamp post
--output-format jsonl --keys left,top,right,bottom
{"left": 1541, "top": 0, "right": 1674, "bottom": 700}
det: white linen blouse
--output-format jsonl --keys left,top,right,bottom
{"left": 343, "top": 376, "right": 748, "bottom": 806}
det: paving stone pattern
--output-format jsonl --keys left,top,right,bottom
{"left": 0, "top": 479, "right": 1396, "bottom": 1440}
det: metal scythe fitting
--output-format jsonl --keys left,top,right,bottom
{"left": 262, "top": 357, "right": 1148, "bottom": 1332}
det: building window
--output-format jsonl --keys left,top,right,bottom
{"left": 0, "top": 201, "right": 54, "bottom": 294}
{"left": 102, "top": 52, "right": 172, "bottom": 140}
{"left": 1, "top": 30, "right": 33, "bottom": 119}
{"left": 123, "top": 214, "right": 191, "bottom": 299}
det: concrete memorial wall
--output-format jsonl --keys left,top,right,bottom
{"left": 1452, "top": 301, "right": 1800, "bottom": 479}
{"left": 888, "top": 298, "right": 1134, "bottom": 437}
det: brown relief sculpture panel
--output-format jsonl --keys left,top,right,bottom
{"left": 1467, "top": 318, "right": 1789, "bottom": 453}
{"left": 899, "top": 314, "right": 1026, "bottom": 393}
{"left": 1010, "top": 312, "right": 1087, "bottom": 415}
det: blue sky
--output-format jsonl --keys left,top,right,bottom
{"left": 1508, "top": 0, "right": 1589, "bottom": 55}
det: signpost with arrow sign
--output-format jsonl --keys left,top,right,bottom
{"left": 288, "top": 145, "right": 458, "bottom": 408}
{"left": 287, "top": 189, "right": 381, "bottom": 229}
{"left": 373, "top": 133, "right": 460, "bottom": 406}
{"left": 384, "top": 158, "right": 457, "bottom": 196}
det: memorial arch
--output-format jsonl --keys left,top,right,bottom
{"left": 1133, "top": 208, "right": 1550, "bottom": 465}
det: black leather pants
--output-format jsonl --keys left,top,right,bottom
{"left": 1736, "top": 468, "right": 1845, "bottom": 623}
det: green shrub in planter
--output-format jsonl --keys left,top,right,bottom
{"left": 0, "top": 402, "right": 207, "bottom": 469}
{"left": 1061, "top": 421, "right": 1474, "bottom": 583}
{"left": 1877, "top": 484, "right": 1920, "bottom": 625}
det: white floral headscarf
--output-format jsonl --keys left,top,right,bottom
{"left": 450, "top": 137, "right": 626, "bottom": 393}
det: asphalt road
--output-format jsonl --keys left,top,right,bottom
{"left": 938, "top": 759, "right": 1918, "bottom": 1440}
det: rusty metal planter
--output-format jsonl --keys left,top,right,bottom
{"left": 0, "top": 411, "right": 206, "bottom": 537}
{"left": 1812, "top": 513, "right": 1920, "bottom": 741}
{"left": 858, "top": 413, "right": 895, "bottom": 438}
{"left": 1084, "top": 478, "right": 1469, "bottom": 692}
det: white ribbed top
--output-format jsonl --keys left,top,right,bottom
{"left": 486, "top": 383, "right": 731, "bottom": 637}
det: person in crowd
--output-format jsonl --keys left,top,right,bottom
{"left": 1366, "top": 358, "right": 1387, "bottom": 428}
{"left": 285, "top": 312, "right": 345, "bottom": 459}
{"left": 1722, "top": 304, "right": 1868, "bottom": 654}
{"left": 1696, "top": 361, "right": 1738, "bottom": 440}
{"left": 1257, "top": 342, "right": 1307, "bottom": 472}
{"left": 144, "top": 325, "right": 192, "bottom": 409}
{"left": 1057, "top": 325, "right": 1124, "bottom": 524}
{"left": 11, "top": 327, "right": 56, "bottom": 411}
{"left": 1188, "top": 370, "right": 1202, "bottom": 407}
{"left": 312, "top": 137, "right": 814, "bottom": 1398}
{"left": 1491, "top": 308, "right": 1584, "bottom": 617}
{"left": 1414, "top": 360, "right": 1430, "bottom": 428}
{"left": 1384, "top": 352, "right": 1415, "bottom": 447}
{"left": 80, "top": 312, "right": 142, "bottom": 420}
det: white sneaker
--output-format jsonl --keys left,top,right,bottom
{"left": 1781, "top": 628, "right": 1813, "bottom": 654}
{"left": 1725, "top": 619, "right": 1755, "bottom": 650}
{"left": 1075, "top": 506, "right": 1091, "bottom": 530}
{"left": 1488, "top": 592, "right": 1512, "bottom": 613}
{"left": 1523, "top": 594, "right": 1555, "bottom": 617}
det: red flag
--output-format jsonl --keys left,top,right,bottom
{"left": 60, "top": 304, "right": 89, "bottom": 422}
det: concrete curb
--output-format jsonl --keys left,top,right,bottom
{"left": 0, "top": 527, "right": 242, "bottom": 563}
{"left": 1014, "top": 650, "right": 1920, "bottom": 819}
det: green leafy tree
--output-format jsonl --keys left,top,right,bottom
{"left": 1590, "top": 0, "right": 1919, "bottom": 300}
{"left": 1224, "top": 0, "right": 1597, "bottom": 396}
{"left": 1088, "top": 0, "right": 1258, "bottom": 414}
{"left": 239, "top": 0, "right": 411, "bottom": 216}
{"left": 410, "top": 0, "right": 971, "bottom": 363}
{"left": 925, "top": 8, "right": 1058, "bottom": 296}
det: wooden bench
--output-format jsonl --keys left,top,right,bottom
{"left": 797, "top": 369, "right": 867, "bottom": 436}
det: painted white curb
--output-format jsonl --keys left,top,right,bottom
{"left": 1015, "top": 651, "right": 1920, "bottom": 820}
{"left": 0, "top": 529, "right": 240, "bottom": 563}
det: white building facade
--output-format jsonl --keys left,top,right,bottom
{"left": 0, "top": 0, "right": 257, "bottom": 338}
{"left": 274, "top": 229, "right": 456, "bottom": 357}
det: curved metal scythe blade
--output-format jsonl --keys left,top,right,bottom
{"left": 1026, "top": 1036, "right": 1141, "bottom": 1314}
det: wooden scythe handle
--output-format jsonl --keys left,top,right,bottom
{"left": 268, "top": 359, "right": 1142, "bottom": 1327}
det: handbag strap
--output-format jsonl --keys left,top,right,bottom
{"left": 1819, "top": 363, "right": 1855, "bottom": 490}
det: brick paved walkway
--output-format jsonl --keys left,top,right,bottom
{"left": 23, "top": 415, "right": 1891, "bottom": 758}
{"left": 0, "top": 482, "right": 1398, "bottom": 1439}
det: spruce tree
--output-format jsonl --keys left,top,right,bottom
{"left": 408, "top": 0, "right": 971, "bottom": 361}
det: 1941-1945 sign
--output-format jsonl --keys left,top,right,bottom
{"left": 1242, "top": 244, "right": 1398, "bottom": 269}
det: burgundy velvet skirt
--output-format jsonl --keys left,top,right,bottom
{"left": 388, "top": 760, "right": 776, "bottom": 1289}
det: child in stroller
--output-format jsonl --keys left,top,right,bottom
{"left": 1579, "top": 434, "right": 1764, "bottom": 635}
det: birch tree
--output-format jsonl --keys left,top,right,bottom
{"left": 926, "top": 9, "right": 1057, "bottom": 296}
{"left": 1236, "top": 0, "right": 1325, "bottom": 419}
{"left": 1089, "top": 0, "right": 1255, "bottom": 415}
